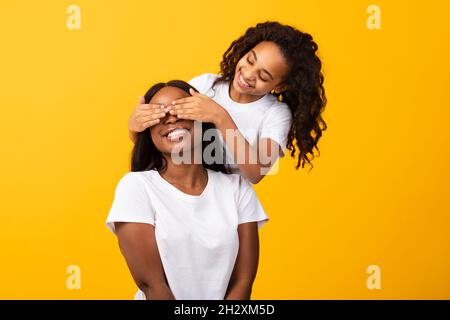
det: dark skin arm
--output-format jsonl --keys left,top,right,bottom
{"left": 224, "top": 222, "right": 260, "bottom": 300}
{"left": 128, "top": 93, "right": 282, "bottom": 184}
{"left": 168, "top": 91, "right": 282, "bottom": 184}
{"left": 115, "top": 222, "right": 175, "bottom": 300}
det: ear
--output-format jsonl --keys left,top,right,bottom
{"left": 272, "top": 84, "right": 288, "bottom": 94}
{"left": 189, "top": 88, "right": 200, "bottom": 96}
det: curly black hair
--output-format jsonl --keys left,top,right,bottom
{"left": 213, "top": 21, "right": 327, "bottom": 170}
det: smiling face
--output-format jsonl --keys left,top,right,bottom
{"left": 149, "top": 86, "right": 197, "bottom": 155}
{"left": 232, "top": 41, "right": 291, "bottom": 97}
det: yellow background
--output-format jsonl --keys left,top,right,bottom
{"left": 0, "top": 0, "right": 449, "bottom": 299}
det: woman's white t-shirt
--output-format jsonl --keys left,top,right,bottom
{"left": 188, "top": 73, "right": 293, "bottom": 174}
{"left": 106, "top": 168, "right": 268, "bottom": 300}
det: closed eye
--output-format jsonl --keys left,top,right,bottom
{"left": 246, "top": 56, "right": 268, "bottom": 82}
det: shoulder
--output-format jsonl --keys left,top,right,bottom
{"left": 207, "top": 169, "right": 242, "bottom": 189}
{"left": 208, "top": 170, "right": 252, "bottom": 193}
{"left": 107, "top": 171, "right": 157, "bottom": 234}
{"left": 263, "top": 98, "right": 292, "bottom": 122}
{"left": 115, "top": 171, "right": 155, "bottom": 193}
{"left": 189, "top": 73, "right": 219, "bottom": 83}
{"left": 268, "top": 98, "right": 291, "bottom": 115}
{"left": 188, "top": 73, "right": 220, "bottom": 93}
{"left": 117, "top": 171, "right": 145, "bottom": 185}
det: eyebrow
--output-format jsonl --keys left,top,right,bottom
{"left": 250, "top": 50, "right": 274, "bottom": 80}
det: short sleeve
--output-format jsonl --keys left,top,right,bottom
{"left": 259, "top": 102, "right": 293, "bottom": 157}
{"left": 106, "top": 173, "right": 156, "bottom": 235}
{"left": 236, "top": 176, "right": 269, "bottom": 229}
{"left": 188, "top": 73, "right": 218, "bottom": 95}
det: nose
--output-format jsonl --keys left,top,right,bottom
{"left": 242, "top": 66, "right": 256, "bottom": 82}
{"left": 163, "top": 113, "right": 180, "bottom": 125}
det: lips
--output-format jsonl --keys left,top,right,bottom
{"left": 162, "top": 126, "right": 190, "bottom": 142}
{"left": 167, "top": 128, "right": 189, "bottom": 141}
{"left": 236, "top": 70, "right": 253, "bottom": 89}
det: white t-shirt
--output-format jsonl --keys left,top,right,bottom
{"left": 188, "top": 73, "right": 293, "bottom": 174}
{"left": 106, "top": 168, "right": 268, "bottom": 300}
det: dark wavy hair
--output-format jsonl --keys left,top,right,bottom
{"left": 213, "top": 21, "right": 327, "bottom": 170}
{"left": 131, "top": 80, "right": 228, "bottom": 174}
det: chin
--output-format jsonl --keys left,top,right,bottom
{"left": 170, "top": 140, "right": 196, "bottom": 154}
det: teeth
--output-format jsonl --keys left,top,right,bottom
{"left": 239, "top": 74, "right": 250, "bottom": 88}
{"left": 167, "top": 128, "right": 189, "bottom": 141}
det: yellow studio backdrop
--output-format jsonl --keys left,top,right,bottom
{"left": 0, "top": 0, "right": 449, "bottom": 299}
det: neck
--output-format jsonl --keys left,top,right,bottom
{"left": 159, "top": 155, "right": 207, "bottom": 189}
{"left": 229, "top": 82, "right": 264, "bottom": 104}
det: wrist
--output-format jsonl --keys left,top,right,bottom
{"left": 128, "top": 129, "right": 137, "bottom": 143}
{"left": 143, "top": 283, "right": 174, "bottom": 300}
{"left": 213, "top": 106, "right": 229, "bottom": 127}
{"left": 225, "top": 282, "right": 252, "bottom": 300}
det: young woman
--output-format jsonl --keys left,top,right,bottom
{"left": 106, "top": 80, "right": 268, "bottom": 300}
{"left": 128, "top": 21, "right": 327, "bottom": 183}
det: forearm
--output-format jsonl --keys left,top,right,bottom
{"left": 225, "top": 222, "right": 259, "bottom": 300}
{"left": 142, "top": 282, "right": 175, "bottom": 300}
{"left": 215, "top": 111, "right": 270, "bottom": 184}
{"left": 129, "top": 129, "right": 137, "bottom": 143}
{"left": 224, "top": 281, "right": 253, "bottom": 300}
{"left": 116, "top": 223, "right": 175, "bottom": 300}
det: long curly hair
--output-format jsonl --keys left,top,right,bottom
{"left": 213, "top": 21, "right": 327, "bottom": 170}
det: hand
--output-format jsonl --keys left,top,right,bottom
{"left": 166, "top": 88, "right": 225, "bottom": 125}
{"left": 128, "top": 96, "right": 167, "bottom": 133}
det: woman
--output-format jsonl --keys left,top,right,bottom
{"left": 128, "top": 21, "right": 327, "bottom": 183}
{"left": 106, "top": 80, "right": 269, "bottom": 300}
